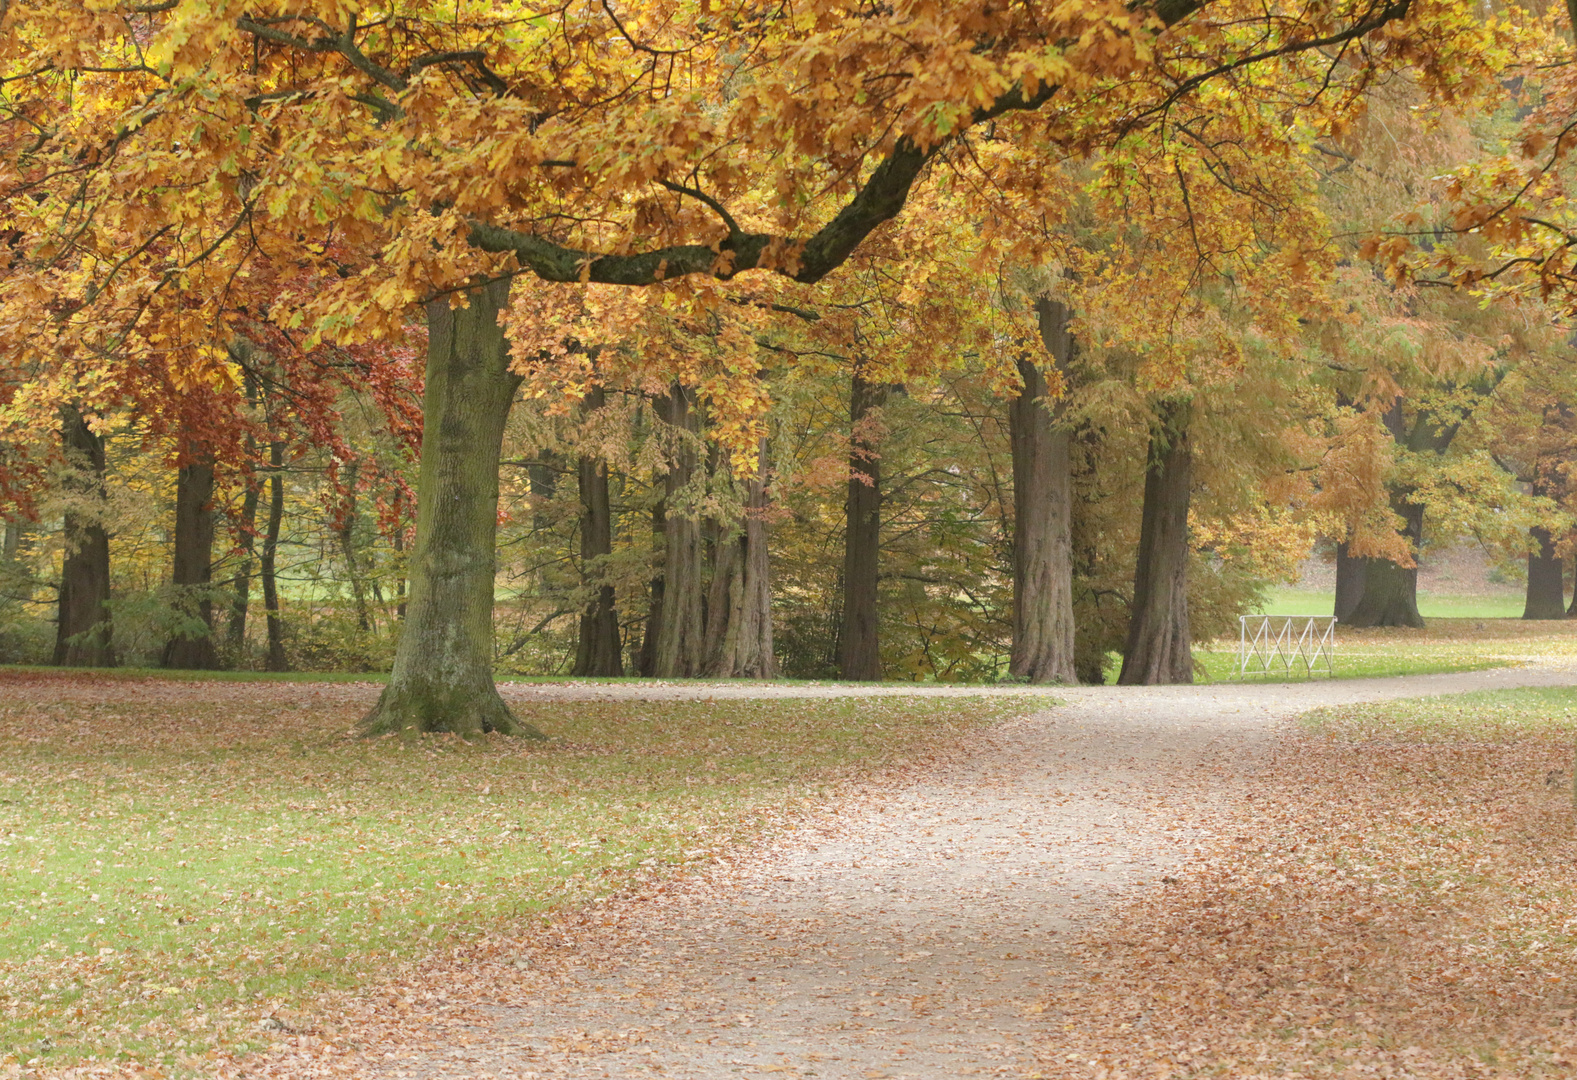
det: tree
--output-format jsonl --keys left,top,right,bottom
{"left": 839, "top": 374, "right": 888, "bottom": 681}
{"left": 53, "top": 405, "right": 114, "bottom": 667}
{"left": 1008, "top": 299, "right": 1077, "bottom": 684}
{"left": 572, "top": 387, "right": 622, "bottom": 677}
{"left": 1, "top": 0, "right": 1493, "bottom": 719}
{"left": 360, "top": 282, "right": 544, "bottom": 738}
{"left": 1118, "top": 398, "right": 1195, "bottom": 684}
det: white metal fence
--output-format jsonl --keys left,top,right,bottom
{"left": 1237, "top": 615, "right": 1337, "bottom": 679}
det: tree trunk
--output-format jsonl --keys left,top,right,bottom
{"left": 336, "top": 460, "right": 373, "bottom": 632}
{"left": 839, "top": 374, "right": 886, "bottom": 681}
{"left": 573, "top": 388, "right": 622, "bottom": 676}
{"left": 637, "top": 503, "right": 664, "bottom": 677}
{"left": 226, "top": 470, "right": 259, "bottom": 654}
{"left": 704, "top": 442, "right": 777, "bottom": 678}
{"left": 1343, "top": 501, "right": 1425, "bottom": 628}
{"left": 54, "top": 404, "right": 115, "bottom": 667}
{"left": 653, "top": 385, "right": 705, "bottom": 678}
{"left": 261, "top": 438, "right": 288, "bottom": 672}
{"left": 360, "top": 280, "right": 544, "bottom": 738}
{"left": 162, "top": 454, "right": 220, "bottom": 669}
{"left": 1334, "top": 540, "right": 1366, "bottom": 621}
{"left": 1118, "top": 398, "right": 1194, "bottom": 686}
{"left": 1524, "top": 525, "right": 1566, "bottom": 619}
{"left": 1008, "top": 298, "right": 1077, "bottom": 684}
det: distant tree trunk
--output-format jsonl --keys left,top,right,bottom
{"left": 1008, "top": 298, "right": 1077, "bottom": 684}
{"left": 1334, "top": 541, "right": 1366, "bottom": 622}
{"left": 336, "top": 460, "right": 373, "bottom": 632}
{"left": 1118, "top": 398, "right": 1193, "bottom": 686}
{"left": 704, "top": 442, "right": 776, "bottom": 678}
{"left": 637, "top": 503, "right": 665, "bottom": 677}
{"left": 360, "top": 279, "right": 544, "bottom": 738}
{"left": 261, "top": 438, "right": 288, "bottom": 672}
{"left": 839, "top": 374, "right": 886, "bottom": 681}
{"left": 654, "top": 385, "right": 705, "bottom": 678}
{"left": 227, "top": 472, "right": 259, "bottom": 654}
{"left": 1343, "top": 501, "right": 1426, "bottom": 628}
{"left": 54, "top": 404, "right": 115, "bottom": 667}
{"left": 162, "top": 453, "right": 220, "bottom": 670}
{"left": 1524, "top": 525, "right": 1566, "bottom": 619}
{"left": 392, "top": 489, "right": 407, "bottom": 621}
{"left": 573, "top": 388, "right": 622, "bottom": 676}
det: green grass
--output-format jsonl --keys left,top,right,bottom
{"left": 1195, "top": 617, "right": 1577, "bottom": 682}
{"left": 1258, "top": 587, "right": 1528, "bottom": 619}
{"left": 1299, "top": 685, "right": 1577, "bottom": 741}
{"left": 0, "top": 675, "right": 1030, "bottom": 1071}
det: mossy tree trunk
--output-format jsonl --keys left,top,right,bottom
{"left": 162, "top": 453, "right": 221, "bottom": 670}
{"left": 1008, "top": 298, "right": 1077, "bottom": 684}
{"left": 839, "top": 374, "right": 886, "bottom": 681}
{"left": 360, "top": 280, "right": 543, "bottom": 738}
{"left": 573, "top": 388, "right": 622, "bottom": 676}
{"left": 54, "top": 404, "right": 115, "bottom": 667}
{"left": 1118, "top": 398, "right": 1194, "bottom": 686}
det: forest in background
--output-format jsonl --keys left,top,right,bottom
{"left": 7, "top": 1, "right": 1577, "bottom": 721}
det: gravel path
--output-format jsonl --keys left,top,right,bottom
{"left": 290, "top": 664, "right": 1577, "bottom": 1079}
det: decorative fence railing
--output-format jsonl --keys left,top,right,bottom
{"left": 1237, "top": 615, "right": 1337, "bottom": 679}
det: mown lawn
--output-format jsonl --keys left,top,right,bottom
{"left": 1195, "top": 616, "right": 1577, "bottom": 682}
{"left": 0, "top": 674, "right": 1026, "bottom": 1072}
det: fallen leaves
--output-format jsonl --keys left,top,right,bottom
{"left": 1039, "top": 686, "right": 1577, "bottom": 1078}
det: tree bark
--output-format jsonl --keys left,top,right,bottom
{"left": 1118, "top": 398, "right": 1194, "bottom": 686}
{"left": 336, "top": 460, "right": 373, "bottom": 632}
{"left": 839, "top": 375, "right": 886, "bottom": 681}
{"left": 573, "top": 388, "right": 622, "bottom": 676}
{"left": 1334, "top": 540, "right": 1366, "bottom": 621}
{"left": 1008, "top": 298, "right": 1077, "bottom": 684}
{"left": 360, "top": 280, "right": 544, "bottom": 738}
{"left": 653, "top": 385, "right": 705, "bottom": 678}
{"left": 226, "top": 469, "right": 259, "bottom": 653}
{"left": 261, "top": 437, "right": 288, "bottom": 672}
{"left": 162, "top": 453, "right": 221, "bottom": 669}
{"left": 637, "top": 503, "right": 664, "bottom": 677}
{"left": 704, "top": 442, "right": 777, "bottom": 678}
{"left": 54, "top": 404, "right": 115, "bottom": 667}
{"left": 1343, "top": 501, "right": 1426, "bottom": 628}
{"left": 1524, "top": 525, "right": 1566, "bottom": 619}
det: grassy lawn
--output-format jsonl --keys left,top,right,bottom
{"left": 0, "top": 674, "right": 1027, "bottom": 1072}
{"left": 1258, "top": 586, "right": 1528, "bottom": 619}
{"left": 1195, "top": 616, "right": 1577, "bottom": 682}
{"left": 1045, "top": 687, "right": 1577, "bottom": 1077}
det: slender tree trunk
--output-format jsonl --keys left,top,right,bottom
{"left": 704, "top": 443, "right": 777, "bottom": 678}
{"left": 1524, "top": 525, "right": 1566, "bottom": 619}
{"left": 54, "top": 404, "right": 115, "bottom": 667}
{"left": 227, "top": 471, "right": 259, "bottom": 654}
{"left": 1008, "top": 298, "right": 1077, "bottom": 684}
{"left": 1343, "top": 501, "right": 1426, "bottom": 628}
{"left": 162, "top": 454, "right": 220, "bottom": 669}
{"left": 360, "top": 280, "right": 543, "bottom": 738}
{"left": 573, "top": 389, "right": 622, "bottom": 676}
{"left": 637, "top": 503, "right": 665, "bottom": 677}
{"left": 1334, "top": 540, "right": 1367, "bottom": 621}
{"left": 336, "top": 460, "right": 373, "bottom": 632}
{"left": 839, "top": 374, "right": 886, "bottom": 681}
{"left": 654, "top": 385, "right": 705, "bottom": 678}
{"left": 1118, "top": 398, "right": 1194, "bottom": 686}
{"left": 261, "top": 438, "right": 288, "bottom": 671}
{"left": 392, "top": 490, "right": 407, "bottom": 621}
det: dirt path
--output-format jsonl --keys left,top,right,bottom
{"left": 255, "top": 665, "right": 1577, "bottom": 1079}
